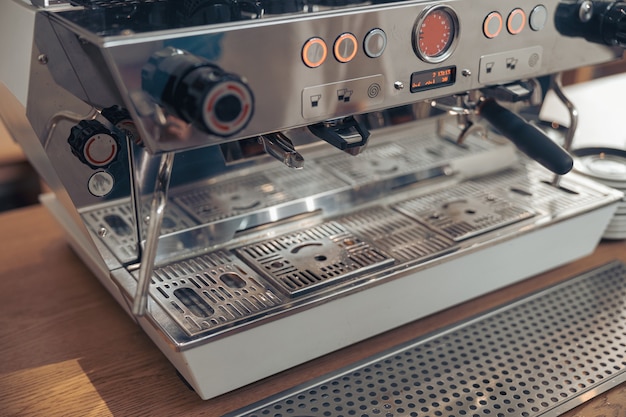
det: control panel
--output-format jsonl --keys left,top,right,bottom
{"left": 34, "top": 0, "right": 621, "bottom": 153}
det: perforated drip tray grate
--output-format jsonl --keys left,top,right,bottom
{"left": 225, "top": 261, "right": 626, "bottom": 417}
{"left": 172, "top": 165, "right": 346, "bottom": 223}
{"left": 236, "top": 222, "right": 393, "bottom": 297}
{"left": 393, "top": 184, "right": 536, "bottom": 242}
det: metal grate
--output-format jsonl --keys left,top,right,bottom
{"left": 236, "top": 222, "right": 394, "bottom": 297}
{"left": 173, "top": 165, "right": 346, "bottom": 223}
{"left": 82, "top": 200, "right": 196, "bottom": 263}
{"left": 318, "top": 133, "right": 491, "bottom": 186}
{"left": 475, "top": 165, "right": 606, "bottom": 214}
{"left": 393, "top": 184, "right": 535, "bottom": 241}
{"left": 146, "top": 251, "right": 284, "bottom": 336}
{"left": 336, "top": 206, "right": 456, "bottom": 263}
{"left": 226, "top": 261, "right": 626, "bottom": 417}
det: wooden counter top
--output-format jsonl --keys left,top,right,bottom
{"left": 0, "top": 118, "right": 24, "bottom": 165}
{"left": 1, "top": 204, "right": 625, "bottom": 416}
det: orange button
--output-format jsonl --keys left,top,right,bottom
{"left": 302, "top": 37, "right": 328, "bottom": 68}
{"left": 334, "top": 33, "right": 358, "bottom": 63}
{"left": 483, "top": 12, "right": 503, "bottom": 39}
{"left": 507, "top": 8, "right": 526, "bottom": 34}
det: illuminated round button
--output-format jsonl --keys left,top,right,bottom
{"left": 302, "top": 37, "right": 328, "bottom": 68}
{"left": 507, "top": 8, "right": 526, "bottom": 34}
{"left": 334, "top": 32, "right": 358, "bottom": 63}
{"left": 483, "top": 11, "right": 503, "bottom": 38}
{"left": 364, "top": 28, "right": 387, "bottom": 58}
{"left": 529, "top": 5, "right": 548, "bottom": 31}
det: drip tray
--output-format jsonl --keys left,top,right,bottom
{"left": 225, "top": 261, "right": 626, "bottom": 417}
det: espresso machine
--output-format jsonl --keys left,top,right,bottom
{"left": 1, "top": 0, "right": 625, "bottom": 401}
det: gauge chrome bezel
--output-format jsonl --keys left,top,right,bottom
{"left": 412, "top": 5, "right": 460, "bottom": 64}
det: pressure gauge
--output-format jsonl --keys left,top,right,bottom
{"left": 413, "top": 6, "right": 459, "bottom": 63}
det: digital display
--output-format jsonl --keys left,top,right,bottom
{"left": 410, "top": 66, "right": 456, "bottom": 93}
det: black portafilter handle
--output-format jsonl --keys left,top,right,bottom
{"left": 478, "top": 99, "right": 574, "bottom": 175}
{"left": 555, "top": 0, "right": 626, "bottom": 47}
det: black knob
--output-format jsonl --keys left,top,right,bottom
{"left": 101, "top": 105, "right": 143, "bottom": 145}
{"left": 142, "top": 47, "right": 254, "bottom": 137}
{"left": 555, "top": 0, "right": 626, "bottom": 47}
{"left": 68, "top": 120, "right": 121, "bottom": 169}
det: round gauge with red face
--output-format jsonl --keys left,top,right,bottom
{"left": 413, "top": 6, "right": 459, "bottom": 63}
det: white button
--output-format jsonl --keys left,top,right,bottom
{"left": 88, "top": 171, "right": 115, "bottom": 197}
{"left": 364, "top": 28, "right": 387, "bottom": 58}
{"left": 529, "top": 5, "right": 548, "bottom": 31}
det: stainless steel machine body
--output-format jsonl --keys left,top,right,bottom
{"left": 2, "top": 0, "right": 624, "bottom": 400}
